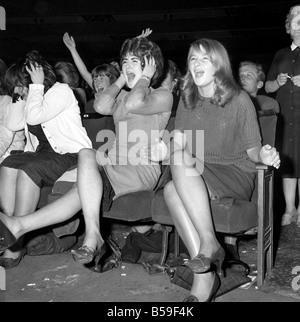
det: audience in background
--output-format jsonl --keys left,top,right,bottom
{"left": 239, "top": 61, "right": 279, "bottom": 114}
{"left": 54, "top": 61, "right": 87, "bottom": 114}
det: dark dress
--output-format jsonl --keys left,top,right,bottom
{"left": 266, "top": 46, "right": 300, "bottom": 177}
{"left": 1, "top": 124, "right": 78, "bottom": 188}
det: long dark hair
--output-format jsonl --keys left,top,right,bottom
{"left": 6, "top": 50, "right": 56, "bottom": 96}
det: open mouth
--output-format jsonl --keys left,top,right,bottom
{"left": 95, "top": 86, "right": 104, "bottom": 92}
{"left": 126, "top": 73, "right": 136, "bottom": 82}
{"left": 194, "top": 70, "right": 204, "bottom": 78}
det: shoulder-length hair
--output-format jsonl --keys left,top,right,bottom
{"left": 119, "top": 37, "right": 164, "bottom": 89}
{"left": 6, "top": 50, "right": 56, "bottom": 96}
{"left": 54, "top": 61, "right": 80, "bottom": 88}
{"left": 181, "top": 38, "right": 240, "bottom": 108}
{"left": 91, "top": 63, "right": 120, "bottom": 92}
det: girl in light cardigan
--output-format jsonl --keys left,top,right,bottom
{"left": 0, "top": 50, "right": 92, "bottom": 268}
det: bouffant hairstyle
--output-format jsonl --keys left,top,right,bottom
{"left": 120, "top": 37, "right": 165, "bottom": 89}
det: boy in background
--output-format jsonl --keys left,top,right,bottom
{"left": 239, "top": 61, "right": 279, "bottom": 113}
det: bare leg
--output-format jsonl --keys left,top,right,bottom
{"left": 77, "top": 148, "right": 104, "bottom": 250}
{"left": 170, "top": 149, "right": 220, "bottom": 257}
{"left": 164, "top": 180, "right": 217, "bottom": 301}
{"left": 3, "top": 170, "right": 44, "bottom": 259}
{"left": 0, "top": 185, "right": 82, "bottom": 240}
{"left": 282, "top": 178, "right": 297, "bottom": 225}
{"left": 14, "top": 170, "right": 41, "bottom": 216}
{"left": 297, "top": 179, "right": 300, "bottom": 227}
{"left": 283, "top": 178, "right": 297, "bottom": 214}
{"left": 0, "top": 167, "right": 18, "bottom": 216}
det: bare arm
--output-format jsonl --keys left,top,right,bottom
{"left": 247, "top": 144, "right": 280, "bottom": 169}
{"left": 125, "top": 56, "right": 173, "bottom": 115}
{"left": 63, "top": 32, "right": 93, "bottom": 89}
{"left": 93, "top": 74, "right": 126, "bottom": 115}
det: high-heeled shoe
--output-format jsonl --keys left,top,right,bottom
{"left": 87, "top": 237, "right": 122, "bottom": 273}
{"left": 71, "top": 243, "right": 107, "bottom": 265}
{"left": 184, "top": 246, "right": 225, "bottom": 276}
{"left": 183, "top": 272, "right": 221, "bottom": 302}
{"left": 0, "top": 216, "right": 17, "bottom": 252}
{"left": 0, "top": 248, "right": 27, "bottom": 269}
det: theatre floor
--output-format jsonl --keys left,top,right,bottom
{"left": 1, "top": 220, "right": 300, "bottom": 303}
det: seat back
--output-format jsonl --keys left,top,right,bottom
{"left": 257, "top": 109, "right": 277, "bottom": 147}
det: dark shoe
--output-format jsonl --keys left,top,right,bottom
{"left": 0, "top": 216, "right": 17, "bottom": 252}
{"left": 183, "top": 272, "right": 220, "bottom": 302}
{"left": 71, "top": 243, "right": 107, "bottom": 265}
{"left": 184, "top": 246, "right": 225, "bottom": 276}
{"left": 88, "top": 237, "right": 122, "bottom": 273}
{"left": 183, "top": 295, "right": 199, "bottom": 302}
{"left": 0, "top": 248, "right": 27, "bottom": 269}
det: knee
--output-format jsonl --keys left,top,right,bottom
{"left": 78, "top": 148, "right": 96, "bottom": 163}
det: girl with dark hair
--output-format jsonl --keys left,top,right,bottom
{"left": 160, "top": 38, "right": 281, "bottom": 301}
{"left": 0, "top": 50, "right": 92, "bottom": 268}
{"left": 0, "top": 36, "right": 172, "bottom": 272}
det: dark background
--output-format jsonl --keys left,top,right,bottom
{"left": 0, "top": 0, "right": 299, "bottom": 76}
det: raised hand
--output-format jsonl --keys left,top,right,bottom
{"left": 63, "top": 32, "right": 76, "bottom": 51}
{"left": 137, "top": 28, "right": 153, "bottom": 38}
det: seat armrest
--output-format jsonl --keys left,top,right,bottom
{"left": 256, "top": 163, "right": 269, "bottom": 171}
